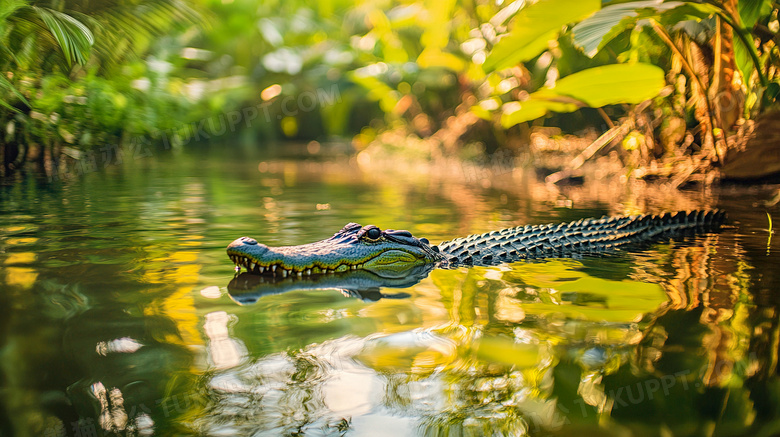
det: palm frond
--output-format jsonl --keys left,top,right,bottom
{"left": 31, "top": 6, "right": 94, "bottom": 67}
{"left": 90, "top": 0, "right": 203, "bottom": 70}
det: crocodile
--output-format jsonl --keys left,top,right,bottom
{"left": 227, "top": 210, "right": 725, "bottom": 278}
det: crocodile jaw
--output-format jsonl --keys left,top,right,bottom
{"left": 226, "top": 224, "right": 441, "bottom": 277}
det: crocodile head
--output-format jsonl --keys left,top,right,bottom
{"left": 227, "top": 222, "right": 443, "bottom": 277}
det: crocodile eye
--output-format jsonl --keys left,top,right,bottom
{"left": 366, "top": 227, "right": 382, "bottom": 240}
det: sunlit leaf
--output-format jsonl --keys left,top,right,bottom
{"left": 552, "top": 63, "right": 665, "bottom": 106}
{"left": 501, "top": 99, "right": 578, "bottom": 128}
{"left": 483, "top": 29, "right": 559, "bottom": 73}
{"left": 483, "top": 0, "right": 600, "bottom": 72}
{"left": 733, "top": 33, "right": 756, "bottom": 88}
{"left": 501, "top": 63, "right": 664, "bottom": 127}
{"left": 738, "top": 0, "right": 773, "bottom": 29}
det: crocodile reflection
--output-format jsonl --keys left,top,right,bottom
{"left": 227, "top": 264, "right": 435, "bottom": 304}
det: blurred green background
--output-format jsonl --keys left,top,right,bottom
{"left": 2, "top": 0, "right": 780, "bottom": 180}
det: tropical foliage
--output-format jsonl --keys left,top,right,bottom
{"left": 2, "top": 0, "right": 779, "bottom": 181}
{"left": 0, "top": 0, "right": 202, "bottom": 172}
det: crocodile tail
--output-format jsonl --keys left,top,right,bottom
{"left": 435, "top": 210, "right": 726, "bottom": 266}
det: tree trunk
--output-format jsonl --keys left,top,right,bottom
{"left": 721, "top": 111, "right": 780, "bottom": 179}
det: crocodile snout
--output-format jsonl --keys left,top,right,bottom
{"left": 227, "top": 237, "right": 267, "bottom": 252}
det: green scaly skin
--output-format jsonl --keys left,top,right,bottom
{"left": 227, "top": 210, "right": 726, "bottom": 277}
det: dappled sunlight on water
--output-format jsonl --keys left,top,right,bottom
{"left": 190, "top": 258, "right": 681, "bottom": 435}
{"left": 1, "top": 149, "right": 779, "bottom": 436}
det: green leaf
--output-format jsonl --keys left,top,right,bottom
{"left": 657, "top": 2, "right": 720, "bottom": 24}
{"left": 501, "top": 99, "right": 578, "bottom": 128}
{"left": 483, "top": 29, "right": 559, "bottom": 73}
{"left": 553, "top": 63, "right": 665, "bottom": 106}
{"left": 32, "top": 6, "right": 94, "bottom": 67}
{"left": 733, "top": 33, "right": 756, "bottom": 88}
{"left": 738, "top": 0, "right": 773, "bottom": 29}
{"left": 483, "top": 0, "right": 600, "bottom": 72}
{"left": 501, "top": 63, "right": 665, "bottom": 127}
{"left": 572, "top": 0, "right": 667, "bottom": 57}
{"left": 571, "top": 1, "right": 717, "bottom": 58}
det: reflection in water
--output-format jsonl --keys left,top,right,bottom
{"left": 227, "top": 264, "right": 435, "bottom": 304}
{"left": 204, "top": 311, "right": 247, "bottom": 369}
{"left": 1, "top": 151, "right": 779, "bottom": 436}
{"left": 63, "top": 306, "right": 197, "bottom": 436}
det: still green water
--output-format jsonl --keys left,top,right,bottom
{"left": 1, "top": 146, "right": 779, "bottom": 437}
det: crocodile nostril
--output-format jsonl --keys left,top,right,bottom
{"left": 241, "top": 237, "right": 258, "bottom": 245}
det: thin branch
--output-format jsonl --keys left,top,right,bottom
{"left": 596, "top": 107, "right": 615, "bottom": 129}
{"left": 545, "top": 121, "right": 630, "bottom": 184}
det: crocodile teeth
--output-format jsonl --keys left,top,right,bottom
{"left": 297, "top": 271, "right": 303, "bottom": 277}
{"left": 305, "top": 269, "right": 311, "bottom": 275}
{"left": 281, "top": 269, "right": 288, "bottom": 278}
{"left": 272, "top": 265, "right": 277, "bottom": 273}
{"left": 258, "top": 266, "right": 265, "bottom": 274}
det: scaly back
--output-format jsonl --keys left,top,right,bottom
{"left": 435, "top": 210, "right": 726, "bottom": 266}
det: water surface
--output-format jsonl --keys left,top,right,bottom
{"left": 1, "top": 146, "right": 779, "bottom": 437}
